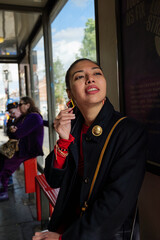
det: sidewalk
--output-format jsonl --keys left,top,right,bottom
{"left": 0, "top": 165, "right": 41, "bottom": 240}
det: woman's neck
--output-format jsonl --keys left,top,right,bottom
{"left": 80, "top": 102, "right": 104, "bottom": 127}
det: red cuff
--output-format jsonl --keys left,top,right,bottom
{"left": 57, "top": 134, "right": 75, "bottom": 149}
{"left": 53, "top": 148, "right": 67, "bottom": 169}
{"left": 53, "top": 134, "right": 74, "bottom": 169}
{"left": 59, "top": 235, "right": 62, "bottom": 240}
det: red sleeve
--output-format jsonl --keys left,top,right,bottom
{"left": 53, "top": 134, "right": 75, "bottom": 169}
{"left": 59, "top": 235, "right": 62, "bottom": 240}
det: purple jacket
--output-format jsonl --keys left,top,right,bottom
{"left": 11, "top": 113, "right": 44, "bottom": 158}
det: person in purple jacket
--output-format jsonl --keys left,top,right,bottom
{"left": 0, "top": 96, "right": 44, "bottom": 201}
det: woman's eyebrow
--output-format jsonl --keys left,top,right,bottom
{"left": 92, "top": 67, "right": 100, "bottom": 70}
{"left": 72, "top": 70, "right": 84, "bottom": 78}
{"left": 72, "top": 67, "right": 101, "bottom": 78}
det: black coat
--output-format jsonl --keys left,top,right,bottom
{"left": 44, "top": 98, "right": 147, "bottom": 240}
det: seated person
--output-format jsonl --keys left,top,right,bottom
{"left": 0, "top": 96, "right": 44, "bottom": 201}
{"left": 6, "top": 101, "right": 22, "bottom": 188}
{"left": 6, "top": 101, "right": 22, "bottom": 137}
{"left": 0, "top": 101, "right": 22, "bottom": 175}
{"left": 33, "top": 59, "right": 147, "bottom": 240}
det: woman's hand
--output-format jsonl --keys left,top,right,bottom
{"left": 32, "top": 231, "right": 60, "bottom": 240}
{"left": 54, "top": 108, "right": 75, "bottom": 140}
{"left": 10, "top": 125, "right": 18, "bottom": 133}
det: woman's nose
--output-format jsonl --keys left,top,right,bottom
{"left": 85, "top": 74, "right": 95, "bottom": 84}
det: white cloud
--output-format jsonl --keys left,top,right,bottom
{"left": 52, "top": 27, "right": 84, "bottom": 69}
{"left": 71, "top": 0, "right": 89, "bottom": 8}
{"left": 53, "top": 40, "right": 82, "bottom": 70}
{"left": 53, "top": 27, "right": 84, "bottom": 43}
{"left": 52, "top": 28, "right": 56, "bottom": 35}
{"left": 31, "top": 27, "right": 84, "bottom": 73}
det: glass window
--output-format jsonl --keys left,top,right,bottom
{"left": 0, "top": 63, "right": 19, "bottom": 140}
{"left": 19, "top": 64, "right": 27, "bottom": 97}
{"left": 0, "top": 10, "right": 41, "bottom": 57}
{"left": 31, "top": 33, "right": 49, "bottom": 168}
{"left": 51, "top": 0, "right": 96, "bottom": 115}
{"left": 0, "top": 11, "right": 17, "bottom": 56}
{"left": 0, "top": 63, "right": 19, "bottom": 112}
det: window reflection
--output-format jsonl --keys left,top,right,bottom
{"left": 0, "top": 11, "right": 17, "bottom": 55}
{"left": 51, "top": 0, "right": 96, "bottom": 116}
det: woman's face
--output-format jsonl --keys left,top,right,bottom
{"left": 67, "top": 60, "right": 107, "bottom": 109}
{"left": 19, "top": 101, "right": 30, "bottom": 114}
{"left": 9, "top": 107, "right": 21, "bottom": 119}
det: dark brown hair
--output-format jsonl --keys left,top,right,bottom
{"left": 20, "top": 96, "right": 40, "bottom": 115}
{"left": 65, "top": 58, "right": 102, "bottom": 90}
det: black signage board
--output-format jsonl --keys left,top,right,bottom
{"left": 118, "top": 0, "right": 160, "bottom": 175}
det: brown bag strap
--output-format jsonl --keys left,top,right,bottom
{"left": 81, "top": 116, "right": 127, "bottom": 215}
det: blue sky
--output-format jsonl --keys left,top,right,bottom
{"left": 52, "top": 0, "right": 95, "bottom": 30}
{"left": 33, "top": 0, "right": 96, "bottom": 75}
{"left": 51, "top": 0, "right": 95, "bottom": 70}
{"left": 0, "top": 0, "right": 95, "bottom": 99}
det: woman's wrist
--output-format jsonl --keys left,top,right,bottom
{"left": 57, "top": 134, "right": 75, "bottom": 149}
{"left": 53, "top": 134, "right": 75, "bottom": 169}
{"left": 56, "top": 143, "right": 68, "bottom": 158}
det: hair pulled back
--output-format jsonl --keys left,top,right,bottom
{"left": 65, "top": 58, "right": 102, "bottom": 90}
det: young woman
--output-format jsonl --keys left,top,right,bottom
{"left": 0, "top": 96, "right": 44, "bottom": 201}
{"left": 33, "top": 59, "right": 146, "bottom": 240}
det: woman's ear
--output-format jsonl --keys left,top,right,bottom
{"left": 66, "top": 89, "right": 72, "bottom": 99}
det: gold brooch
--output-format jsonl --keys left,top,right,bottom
{"left": 92, "top": 125, "right": 103, "bottom": 136}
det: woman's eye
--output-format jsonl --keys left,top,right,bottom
{"left": 94, "top": 72, "right": 102, "bottom": 76}
{"left": 75, "top": 75, "right": 84, "bottom": 80}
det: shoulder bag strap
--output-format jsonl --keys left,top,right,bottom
{"left": 81, "top": 116, "right": 137, "bottom": 240}
{"left": 81, "top": 116, "right": 127, "bottom": 215}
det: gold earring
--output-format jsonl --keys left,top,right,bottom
{"left": 66, "top": 99, "right": 75, "bottom": 108}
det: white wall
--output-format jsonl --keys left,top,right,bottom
{"left": 97, "top": 0, "right": 119, "bottom": 111}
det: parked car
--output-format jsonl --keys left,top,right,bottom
{"left": 0, "top": 112, "right": 5, "bottom": 128}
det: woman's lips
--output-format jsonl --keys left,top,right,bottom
{"left": 86, "top": 85, "right": 99, "bottom": 94}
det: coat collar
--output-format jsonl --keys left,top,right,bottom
{"left": 71, "top": 98, "right": 115, "bottom": 143}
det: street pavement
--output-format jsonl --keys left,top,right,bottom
{"left": 0, "top": 128, "right": 42, "bottom": 240}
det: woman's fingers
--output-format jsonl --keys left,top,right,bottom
{"left": 54, "top": 119, "right": 71, "bottom": 128}
{"left": 33, "top": 231, "right": 60, "bottom": 240}
{"left": 55, "top": 108, "right": 75, "bottom": 121}
{"left": 32, "top": 232, "right": 45, "bottom": 239}
{"left": 54, "top": 109, "right": 75, "bottom": 129}
{"left": 53, "top": 108, "right": 75, "bottom": 139}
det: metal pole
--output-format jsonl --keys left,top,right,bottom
{"left": 42, "top": 10, "right": 56, "bottom": 150}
